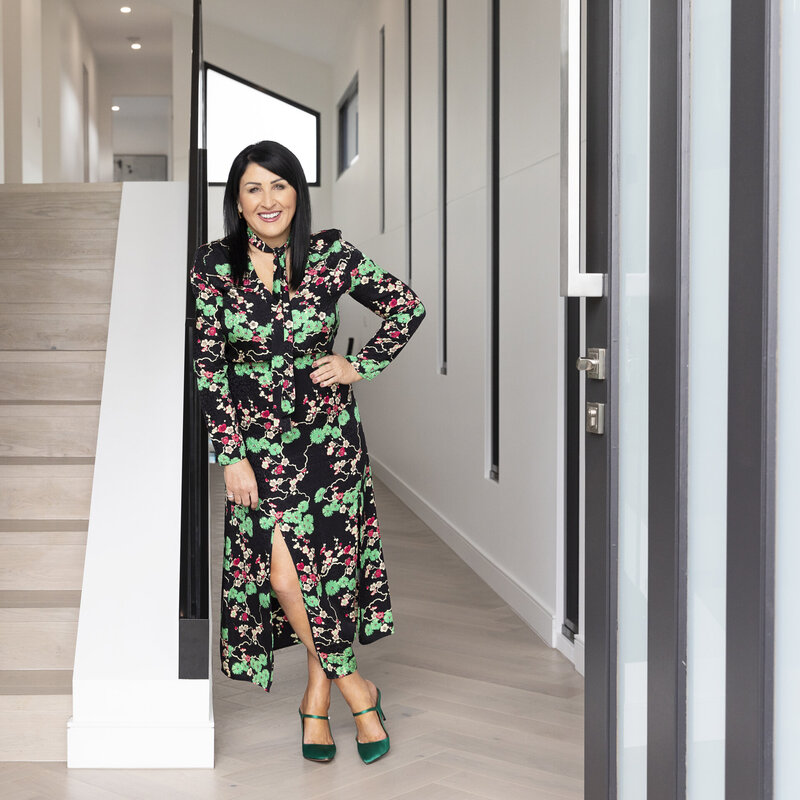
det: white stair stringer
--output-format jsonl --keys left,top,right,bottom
{"left": 67, "top": 181, "right": 214, "bottom": 769}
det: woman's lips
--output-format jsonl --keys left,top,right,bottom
{"left": 258, "top": 211, "right": 281, "bottom": 222}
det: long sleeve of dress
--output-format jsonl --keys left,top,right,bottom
{"left": 342, "top": 244, "right": 426, "bottom": 381}
{"left": 190, "top": 249, "right": 246, "bottom": 465}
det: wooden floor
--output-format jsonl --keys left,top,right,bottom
{"left": 0, "top": 468, "right": 584, "bottom": 799}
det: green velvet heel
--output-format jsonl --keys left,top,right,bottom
{"left": 352, "top": 687, "right": 390, "bottom": 764}
{"left": 298, "top": 708, "right": 336, "bottom": 762}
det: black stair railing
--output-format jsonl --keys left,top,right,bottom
{"left": 179, "top": 0, "right": 210, "bottom": 679}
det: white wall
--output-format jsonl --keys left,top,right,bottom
{"left": 171, "top": 12, "right": 191, "bottom": 183}
{"left": 0, "top": 6, "right": 5, "bottom": 182}
{"left": 97, "top": 58, "right": 172, "bottom": 183}
{"left": 41, "top": 0, "right": 98, "bottom": 182}
{"left": 111, "top": 96, "right": 172, "bottom": 158}
{"left": 2, "top": 0, "right": 43, "bottom": 182}
{"left": 328, "top": 0, "right": 567, "bottom": 650}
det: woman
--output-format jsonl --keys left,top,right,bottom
{"left": 190, "top": 140, "right": 425, "bottom": 765}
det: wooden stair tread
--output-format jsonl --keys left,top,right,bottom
{"left": 0, "top": 463, "right": 95, "bottom": 475}
{"left": 0, "top": 591, "right": 81, "bottom": 608}
{"left": 0, "top": 304, "right": 110, "bottom": 315}
{"left": 0, "top": 189, "right": 122, "bottom": 230}
{"left": 0, "top": 520, "right": 88, "bottom": 532}
{"left": 0, "top": 400, "right": 101, "bottom": 406}
{"left": 0, "top": 183, "right": 121, "bottom": 194}
{"left": 0, "top": 457, "right": 95, "bottom": 466}
{"left": 0, "top": 671, "right": 72, "bottom": 695}
{"left": 0, "top": 405, "right": 100, "bottom": 417}
{"left": 0, "top": 351, "right": 105, "bottom": 363}
{"left": 0, "top": 530, "right": 87, "bottom": 545}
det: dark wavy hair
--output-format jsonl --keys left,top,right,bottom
{"left": 222, "top": 140, "right": 312, "bottom": 289}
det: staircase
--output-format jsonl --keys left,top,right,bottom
{"left": 0, "top": 183, "right": 121, "bottom": 761}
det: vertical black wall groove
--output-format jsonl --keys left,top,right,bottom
{"left": 379, "top": 26, "right": 386, "bottom": 235}
{"left": 563, "top": 297, "right": 580, "bottom": 639}
{"left": 406, "top": 0, "right": 412, "bottom": 284}
{"left": 489, "top": 0, "right": 500, "bottom": 481}
{"left": 440, "top": 0, "right": 448, "bottom": 375}
{"left": 725, "top": 1, "right": 779, "bottom": 797}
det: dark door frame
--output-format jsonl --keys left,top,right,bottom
{"left": 584, "top": 0, "right": 781, "bottom": 797}
{"left": 725, "top": 2, "right": 779, "bottom": 798}
{"left": 583, "top": 0, "right": 619, "bottom": 795}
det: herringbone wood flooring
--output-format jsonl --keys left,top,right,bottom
{"left": 0, "top": 466, "right": 583, "bottom": 799}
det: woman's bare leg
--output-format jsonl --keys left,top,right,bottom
{"left": 270, "top": 523, "right": 333, "bottom": 746}
{"left": 334, "top": 673, "right": 387, "bottom": 743}
{"left": 269, "top": 523, "right": 387, "bottom": 744}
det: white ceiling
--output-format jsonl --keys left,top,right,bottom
{"left": 74, "top": 0, "right": 363, "bottom": 70}
{"left": 72, "top": 0, "right": 174, "bottom": 63}
{"left": 163, "top": 0, "right": 363, "bottom": 65}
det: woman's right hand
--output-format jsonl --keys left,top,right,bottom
{"left": 224, "top": 458, "right": 259, "bottom": 509}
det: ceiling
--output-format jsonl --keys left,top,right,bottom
{"left": 73, "top": 0, "right": 363, "bottom": 70}
{"left": 162, "top": 0, "right": 363, "bottom": 65}
{"left": 72, "top": 0, "right": 173, "bottom": 63}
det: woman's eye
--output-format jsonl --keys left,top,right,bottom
{"left": 248, "top": 187, "right": 260, "bottom": 193}
{"left": 274, "top": 183, "right": 285, "bottom": 190}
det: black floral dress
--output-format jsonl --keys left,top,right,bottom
{"left": 190, "top": 229, "right": 425, "bottom": 691}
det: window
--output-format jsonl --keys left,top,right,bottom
{"left": 205, "top": 64, "right": 320, "bottom": 185}
{"left": 338, "top": 75, "right": 359, "bottom": 174}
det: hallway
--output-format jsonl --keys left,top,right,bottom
{"left": 0, "top": 470, "right": 583, "bottom": 799}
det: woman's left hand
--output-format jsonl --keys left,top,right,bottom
{"left": 311, "top": 352, "right": 363, "bottom": 386}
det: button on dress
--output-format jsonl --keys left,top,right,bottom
{"left": 190, "top": 229, "right": 426, "bottom": 691}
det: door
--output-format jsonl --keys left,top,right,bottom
{"left": 562, "top": 0, "right": 652, "bottom": 796}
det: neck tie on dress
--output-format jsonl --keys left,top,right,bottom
{"left": 247, "top": 226, "right": 295, "bottom": 434}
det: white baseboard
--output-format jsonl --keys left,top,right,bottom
{"left": 371, "top": 458, "right": 557, "bottom": 650}
{"left": 554, "top": 626, "right": 585, "bottom": 676}
{"left": 66, "top": 719, "right": 214, "bottom": 768}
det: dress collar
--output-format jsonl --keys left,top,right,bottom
{"left": 247, "top": 226, "right": 289, "bottom": 257}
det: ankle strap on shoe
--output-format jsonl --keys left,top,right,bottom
{"left": 299, "top": 712, "right": 330, "bottom": 720}
{"left": 352, "top": 706, "right": 377, "bottom": 717}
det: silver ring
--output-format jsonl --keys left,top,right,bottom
{"left": 226, "top": 494, "right": 234, "bottom": 500}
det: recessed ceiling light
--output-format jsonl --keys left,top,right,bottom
{"left": 130, "top": 41, "right": 141, "bottom": 50}
{"left": 111, "top": 105, "right": 120, "bottom": 111}
{"left": 120, "top": 6, "right": 131, "bottom": 12}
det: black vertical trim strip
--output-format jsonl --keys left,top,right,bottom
{"left": 379, "top": 25, "right": 386, "bottom": 235}
{"left": 563, "top": 297, "right": 580, "bottom": 638}
{"left": 180, "top": 0, "right": 210, "bottom": 679}
{"left": 489, "top": 0, "right": 499, "bottom": 482}
{"left": 584, "top": 0, "right": 618, "bottom": 794}
{"left": 725, "top": 2, "right": 778, "bottom": 798}
{"left": 440, "top": 0, "right": 448, "bottom": 375}
{"left": 647, "top": 0, "right": 689, "bottom": 796}
{"left": 406, "top": 0, "right": 412, "bottom": 284}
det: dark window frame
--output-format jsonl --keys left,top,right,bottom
{"left": 203, "top": 62, "right": 322, "bottom": 188}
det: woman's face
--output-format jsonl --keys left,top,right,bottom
{"left": 237, "top": 161, "right": 297, "bottom": 248}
